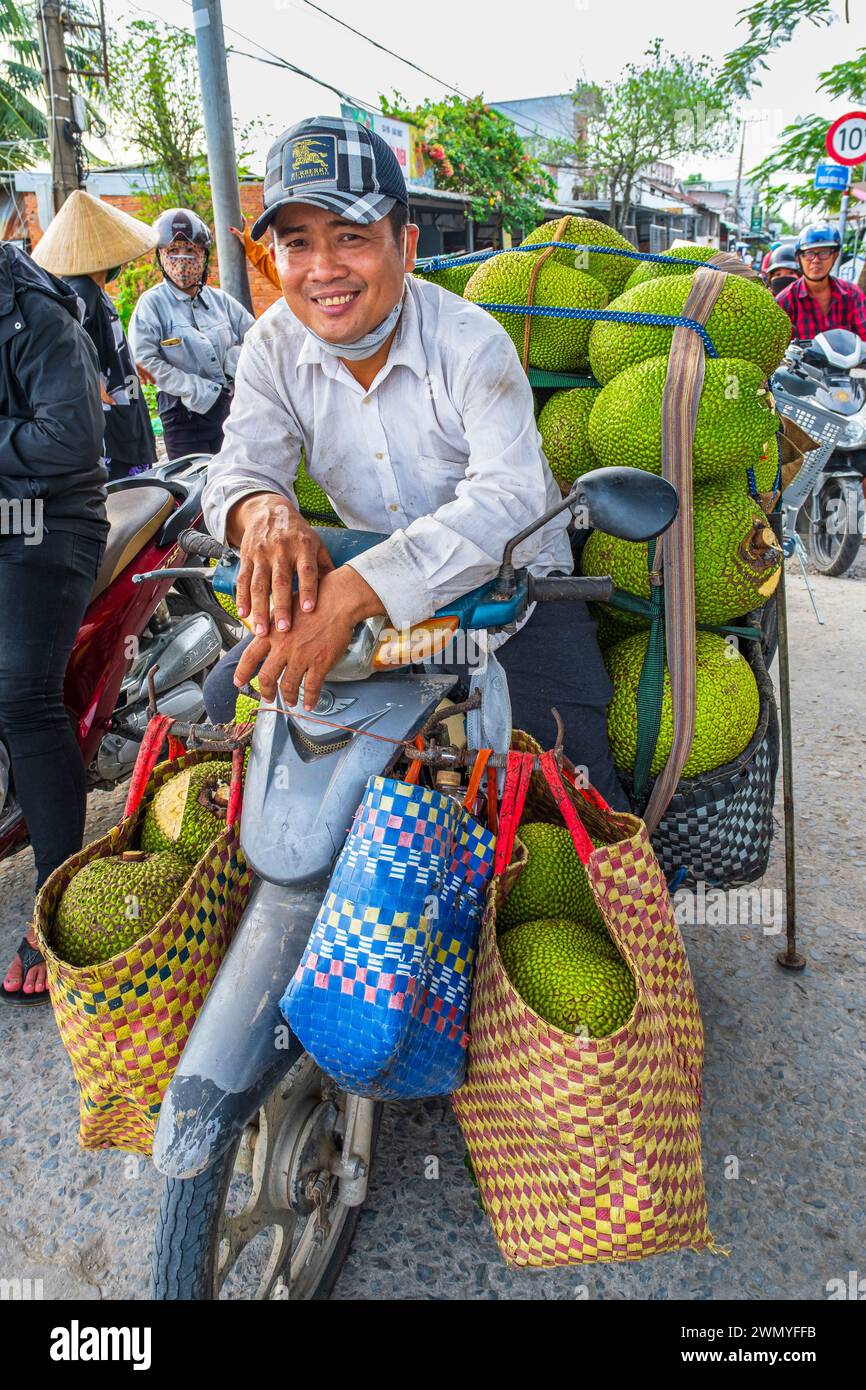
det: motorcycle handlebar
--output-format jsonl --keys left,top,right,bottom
{"left": 179, "top": 529, "right": 227, "bottom": 561}
{"left": 528, "top": 575, "right": 614, "bottom": 604}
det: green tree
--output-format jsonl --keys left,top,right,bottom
{"left": 0, "top": 0, "right": 104, "bottom": 170}
{"left": 546, "top": 41, "right": 737, "bottom": 234}
{"left": 720, "top": 0, "right": 839, "bottom": 98}
{"left": 379, "top": 92, "right": 556, "bottom": 239}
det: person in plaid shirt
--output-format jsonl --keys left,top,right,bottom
{"left": 777, "top": 222, "right": 866, "bottom": 341}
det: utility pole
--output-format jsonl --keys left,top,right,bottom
{"left": 191, "top": 0, "right": 252, "bottom": 311}
{"left": 732, "top": 119, "right": 747, "bottom": 239}
{"left": 36, "top": 0, "right": 81, "bottom": 214}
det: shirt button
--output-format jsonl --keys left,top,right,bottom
{"left": 363, "top": 396, "right": 372, "bottom": 405}
{"left": 14, "top": 321, "right": 21, "bottom": 329}
{"left": 375, "top": 452, "right": 384, "bottom": 460}
{"left": 389, "top": 503, "right": 398, "bottom": 512}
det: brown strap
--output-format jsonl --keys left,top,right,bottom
{"left": 521, "top": 214, "right": 570, "bottom": 372}
{"left": 708, "top": 250, "right": 760, "bottom": 281}
{"left": 643, "top": 265, "right": 727, "bottom": 834}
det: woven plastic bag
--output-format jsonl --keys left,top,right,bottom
{"left": 452, "top": 736, "right": 716, "bottom": 1268}
{"left": 33, "top": 719, "right": 251, "bottom": 1155}
{"left": 281, "top": 769, "right": 496, "bottom": 1101}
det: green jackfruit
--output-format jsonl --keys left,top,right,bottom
{"left": 499, "top": 918, "right": 636, "bottom": 1035}
{"left": 604, "top": 630, "right": 760, "bottom": 777}
{"left": 464, "top": 251, "right": 608, "bottom": 372}
{"left": 588, "top": 355, "right": 779, "bottom": 479}
{"left": 414, "top": 261, "right": 476, "bottom": 296}
{"left": 295, "top": 458, "right": 340, "bottom": 525}
{"left": 499, "top": 822, "right": 604, "bottom": 932}
{"left": 751, "top": 445, "right": 781, "bottom": 510}
{"left": 582, "top": 482, "right": 783, "bottom": 626}
{"left": 521, "top": 217, "right": 634, "bottom": 297}
{"left": 141, "top": 760, "right": 233, "bottom": 862}
{"left": 538, "top": 387, "right": 601, "bottom": 493}
{"left": 622, "top": 243, "right": 719, "bottom": 293}
{"left": 588, "top": 273, "right": 792, "bottom": 385}
{"left": 53, "top": 850, "right": 191, "bottom": 966}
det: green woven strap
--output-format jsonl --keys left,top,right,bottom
{"left": 632, "top": 542, "right": 666, "bottom": 801}
{"left": 526, "top": 368, "right": 600, "bottom": 389}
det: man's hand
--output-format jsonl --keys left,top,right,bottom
{"left": 227, "top": 492, "right": 334, "bottom": 636}
{"left": 233, "top": 565, "right": 385, "bottom": 711}
{"left": 99, "top": 383, "right": 114, "bottom": 406}
{"left": 136, "top": 363, "right": 156, "bottom": 387}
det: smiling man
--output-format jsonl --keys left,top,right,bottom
{"left": 201, "top": 116, "right": 625, "bottom": 806}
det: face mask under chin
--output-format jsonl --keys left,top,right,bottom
{"left": 303, "top": 226, "right": 408, "bottom": 360}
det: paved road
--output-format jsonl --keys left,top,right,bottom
{"left": 1, "top": 557, "right": 864, "bottom": 1300}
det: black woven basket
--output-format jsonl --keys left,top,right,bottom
{"left": 619, "top": 630, "right": 779, "bottom": 889}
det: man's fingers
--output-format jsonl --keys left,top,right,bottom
{"left": 270, "top": 558, "right": 294, "bottom": 633}
{"left": 235, "top": 554, "right": 254, "bottom": 620}
{"left": 233, "top": 635, "right": 270, "bottom": 690}
{"left": 300, "top": 656, "right": 326, "bottom": 712}
{"left": 296, "top": 545, "right": 321, "bottom": 614}
{"left": 258, "top": 644, "right": 296, "bottom": 704}
{"left": 249, "top": 558, "right": 273, "bottom": 636}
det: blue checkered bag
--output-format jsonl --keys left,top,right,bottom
{"left": 280, "top": 774, "right": 496, "bottom": 1100}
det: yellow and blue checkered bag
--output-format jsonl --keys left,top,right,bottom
{"left": 280, "top": 774, "right": 496, "bottom": 1100}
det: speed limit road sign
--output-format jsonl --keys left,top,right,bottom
{"left": 826, "top": 111, "right": 866, "bottom": 166}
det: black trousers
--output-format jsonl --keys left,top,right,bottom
{"left": 203, "top": 600, "right": 627, "bottom": 810}
{"left": 0, "top": 529, "right": 104, "bottom": 888}
{"left": 159, "top": 389, "right": 232, "bottom": 462}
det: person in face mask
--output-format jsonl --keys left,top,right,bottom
{"left": 200, "top": 117, "right": 626, "bottom": 808}
{"left": 128, "top": 208, "right": 255, "bottom": 459}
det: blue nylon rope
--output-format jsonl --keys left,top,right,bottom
{"left": 481, "top": 303, "right": 719, "bottom": 357}
{"left": 417, "top": 243, "right": 722, "bottom": 274}
{"left": 746, "top": 464, "right": 759, "bottom": 501}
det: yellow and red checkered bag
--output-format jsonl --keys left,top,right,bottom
{"left": 33, "top": 717, "right": 251, "bottom": 1155}
{"left": 452, "top": 735, "right": 716, "bottom": 1268}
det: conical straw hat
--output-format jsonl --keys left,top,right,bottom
{"left": 31, "top": 189, "right": 159, "bottom": 276}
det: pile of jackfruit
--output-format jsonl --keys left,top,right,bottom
{"left": 416, "top": 219, "right": 793, "bottom": 782}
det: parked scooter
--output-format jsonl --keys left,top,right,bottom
{"left": 0, "top": 455, "right": 226, "bottom": 864}
{"left": 138, "top": 466, "right": 679, "bottom": 1300}
{"left": 772, "top": 328, "right": 866, "bottom": 577}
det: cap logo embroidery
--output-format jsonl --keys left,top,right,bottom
{"left": 285, "top": 135, "right": 336, "bottom": 187}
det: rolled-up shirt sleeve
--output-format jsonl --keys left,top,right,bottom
{"left": 201, "top": 336, "right": 303, "bottom": 542}
{"left": 348, "top": 333, "right": 557, "bottom": 627}
{"left": 128, "top": 296, "right": 222, "bottom": 415}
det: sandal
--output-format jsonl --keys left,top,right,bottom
{"left": 1, "top": 936, "right": 50, "bottom": 1005}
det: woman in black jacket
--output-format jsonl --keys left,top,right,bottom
{"left": 32, "top": 190, "right": 158, "bottom": 480}
{"left": 0, "top": 241, "right": 107, "bottom": 1004}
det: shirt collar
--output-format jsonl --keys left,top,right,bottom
{"left": 163, "top": 279, "right": 209, "bottom": 308}
{"left": 294, "top": 276, "right": 428, "bottom": 384}
{"left": 795, "top": 274, "right": 846, "bottom": 300}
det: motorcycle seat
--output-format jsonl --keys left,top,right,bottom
{"left": 91, "top": 485, "right": 175, "bottom": 602}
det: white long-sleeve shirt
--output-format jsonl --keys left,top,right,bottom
{"left": 129, "top": 280, "right": 254, "bottom": 415}
{"left": 201, "top": 275, "right": 574, "bottom": 628}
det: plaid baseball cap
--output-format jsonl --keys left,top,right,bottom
{"left": 251, "top": 116, "right": 409, "bottom": 241}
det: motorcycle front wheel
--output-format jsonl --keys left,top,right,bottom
{"left": 151, "top": 1054, "right": 381, "bottom": 1300}
{"left": 807, "top": 478, "right": 864, "bottom": 576}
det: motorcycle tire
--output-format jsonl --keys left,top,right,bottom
{"left": 151, "top": 1057, "right": 381, "bottom": 1301}
{"left": 807, "top": 478, "right": 864, "bottom": 577}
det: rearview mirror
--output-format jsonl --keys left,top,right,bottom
{"left": 570, "top": 467, "right": 679, "bottom": 542}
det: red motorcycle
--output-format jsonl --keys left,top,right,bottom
{"left": 0, "top": 455, "right": 236, "bottom": 862}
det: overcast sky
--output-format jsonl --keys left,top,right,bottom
{"left": 108, "top": 0, "right": 858, "bottom": 189}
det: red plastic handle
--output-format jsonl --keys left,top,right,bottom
{"left": 122, "top": 714, "right": 175, "bottom": 822}
{"left": 539, "top": 750, "right": 596, "bottom": 865}
{"left": 493, "top": 751, "right": 535, "bottom": 875}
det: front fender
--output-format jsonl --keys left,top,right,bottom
{"left": 152, "top": 876, "right": 325, "bottom": 1179}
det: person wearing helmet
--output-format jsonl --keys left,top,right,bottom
{"left": 776, "top": 222, "right": 866, "bottom": 340}
{"left": 766, "top": 243, "right": 800, "bottom": 298}
{"left": 199, "top": 117, "right": 626, "bottom": 809}
{"left": 128, "top": 208, "right": 254, "bottom": 459}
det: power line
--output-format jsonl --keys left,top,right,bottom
{"left": 300, "top": 0, "right": 571, "bottom": 148}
